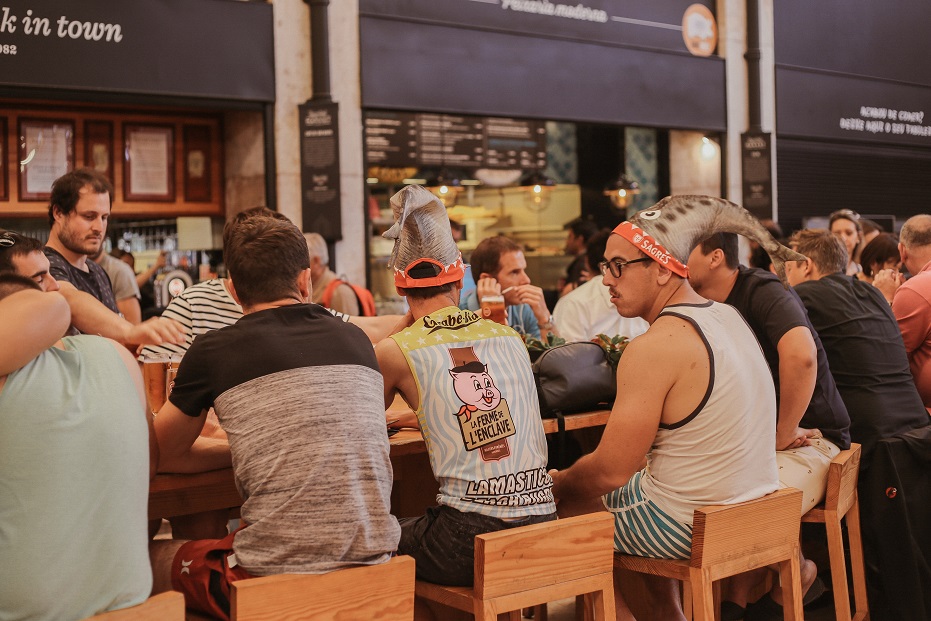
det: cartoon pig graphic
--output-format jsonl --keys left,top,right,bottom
{"left": 450, "top": 361, "right": 501, "bottom": 422}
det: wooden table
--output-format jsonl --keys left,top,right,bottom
{"left": 148, "top": 409, "right": 611, "bottom": 521}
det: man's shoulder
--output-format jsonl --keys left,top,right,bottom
{"left": 43, "top": 246, "right": 72, "bottom": 274}
{"left": 901, "top": 270, "right": 931, "bottom": 295}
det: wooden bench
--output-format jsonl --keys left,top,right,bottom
{"left": 415, "top": 512, "right": 616, "bottom": 621}
{"left": 801, "top": 443, "right": 868, "bottom": 621}
{"left": 613, "top": 488, "right": 804, "bottom": 621}
{"left": 230, "top": 555, "right": 416, "bottom": 621}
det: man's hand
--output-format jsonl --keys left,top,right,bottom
{"left": 512, "top": 284, "right": 549, "bottom": 323}
{"left": 776, "top": 425, "right": 818, "bottom": 451}
{"left": 476, "top": 276, "right": 501, "bottom": 303}
{"left": 872, "top": 268, "right": 904, "bottom": 304}
{"left": 123, "top": 316, "right": 186, "bottom": 346}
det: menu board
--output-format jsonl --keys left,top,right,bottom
{"left": 364, "top": 111, "right": 546, "bottom": 170}
{"left": 484, "top": 117, "right": 547, "bottom": 169}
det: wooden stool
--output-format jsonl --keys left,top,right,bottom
{"left": 415, "top": 512, "right": 616, "bottom": 621}
{"left": 613, "top": 487, "right": 804, "bottom": 621}
{"left": 801, "top": 443, "right": 868, "bottom": 621}
{"left": 83, "top": 591, "right": 185, "bottom": 620}
{"left": 230, "top": 555, "right": 415, "bottom": 620}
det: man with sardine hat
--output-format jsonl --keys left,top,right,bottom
{"left": 550, "top": 196, "right": 789, "bottom": 620}
{"left": 376, "top": 185, "right": 556, "bottom": 587}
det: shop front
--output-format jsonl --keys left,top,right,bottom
{"left": 358, "top": 0, "right": 727, "bottom": 308}
{"left": 0, "top": 0, "right": 275, "bottom": 287}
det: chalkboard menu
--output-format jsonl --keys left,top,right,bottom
{"left": 299, "top": 101, "right": 342, "bottom": 241}
{"left": 364, "top": 111, "right": 546, "bottom": 170}
{"left": 741, "top": 132, "right": 772, "bottom": 220}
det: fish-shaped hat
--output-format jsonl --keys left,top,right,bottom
{"left": 383, "top": 185, "right": 465, "bottom": 288}
{"left": 613, "top": 195, "right": 806, "bottom": 286}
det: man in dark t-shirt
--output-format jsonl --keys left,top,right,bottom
{"left": 43, "top": 169, "right": 183, "bottom": 347}
{"left": 688, "top": 232, "right": 851, "bottom": 615}
{"left": 786, "top": 229, "right": 929, "bottom": 461}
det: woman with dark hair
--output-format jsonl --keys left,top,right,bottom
{"left": 829, "top": 209, "right": 864, "bottom": 276}
{"left": 858, "top": 233, "right": 901, "bottom": 283}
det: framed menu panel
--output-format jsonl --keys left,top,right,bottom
{"left": 84, "top": 120, "right": 114, "bottom": 184}
{"left": 0, "top": 117, "right": 7, "bottom": 201}
{"left": 18, "top": 119, "right": 74, "bottom": 201}
{"left": 124, "top": 124, "right": 174, "bottom": 201}
{"left": 183, "top": 124, "right": 212, "bottom": 202}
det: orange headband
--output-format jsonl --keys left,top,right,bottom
{"left": 611, "top": 221, "right": 689, "bottom": 278}
{"left": 393, "top": 254, "right": 466, "bottom": 288}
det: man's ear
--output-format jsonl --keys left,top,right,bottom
{"left": 899, "top": 242, "right": 908, "bottom": 265}
{"left": 297, "top": 268, "right": 312, "bottom": 301}
{"left": 655, "top": 263, "right": 673, "bottom": 285}
{"left": 709, "top": 248, "right": 727, "bottom": 269}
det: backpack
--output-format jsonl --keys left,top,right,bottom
{"left": 322, "top": 278, "right": 377, "bottom": 316}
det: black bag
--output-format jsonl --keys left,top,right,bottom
{"left": 532, "top": 341, "right": 616, "bottom": 418}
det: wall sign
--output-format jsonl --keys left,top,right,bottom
{"left": 364, "top": 111, "right": 547, "bottom": 170}
{"left": 299, "top": 102, "right": 342, "bottom": 242}
{"left": 0, "top": 0, "right": 274, "bottom": 102}
{"left": 741, "top": 132, "right": 772, "bottom": 220}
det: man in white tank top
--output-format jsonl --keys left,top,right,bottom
{"left": 550, "top": 219, "right": 780, "bottom": 621}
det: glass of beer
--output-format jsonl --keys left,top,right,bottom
{"left": 480, "top": 294, "right": 507, "bottom": 325}
{"left": 142, "top": 353, "right": 170, "bottom": 415}
{"left": 165, "top": 354, "right": 183, "bottom": 399}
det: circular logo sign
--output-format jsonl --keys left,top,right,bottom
{"left": 682, "top": 4, "right": 717, "bottom": 57}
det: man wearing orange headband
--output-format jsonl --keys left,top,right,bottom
{"left": 377, "top": 186, "right": 556, "bottom": 587}
{"left": 550, "top": 218, "right": 780, "bottom": 621}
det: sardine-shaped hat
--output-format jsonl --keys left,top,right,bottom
{"left": 383, "top": 185, "right": 465, "bottom": 288}
{"left": 613, "top": 195, "right": 806, "bottom": 286}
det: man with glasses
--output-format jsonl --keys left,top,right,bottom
{"left": 552, "top": 230, "right": 649, "bottom": 342}
{"left": 41, "top": 168, "right": 184, "bottom": 347}
{"left": 550, "top": 218, "right": 779, "bottom": 621}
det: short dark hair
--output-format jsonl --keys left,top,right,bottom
{"left": 470, "top": 236, "right": 522, "bottom": 279}
{"left": 0, "top": 230, "right": 44, "bottom": 274}
{"left": 564, "top": 217, "right": 599, "bottom": 243}
{"left": 48, "top": 168, "right": 114, "bottom": 226}
{"left": 0, "top": 272, "right": 42, "bottom": 301}
{"left": 222, "top": 206, "right": 291, "bottom": 249}
{"left": 585, "top": 230, "right": 611, "bottom": 274}
{"left": 698, "top": 233, "right": 740, "bottom": 269}
{"left": 792, "top": 229, "right": 847, "bottom": 275}
{"left": 859, "top": 233, "right": 900, "bottom": 277}
{"left": 224, "top": 213, "right": 310, "bottom": 307}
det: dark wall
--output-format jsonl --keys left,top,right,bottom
{"left": 0, "top": 0, "right": 275, "bottom": 103}
{"left": 774, "top": 0, "right": 931, "bottom": 147}
{"left": 776, "top": 139, "right": 931, "bottom": 234}
{"left": 359, "top": 1, "right": 726, "bottom": 131}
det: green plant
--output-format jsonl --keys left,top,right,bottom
{"left": 594, "top": 333, "right": 630, "bottom": 372}
{"left": 523, "top": 331, "right": 566, "bottom": 359}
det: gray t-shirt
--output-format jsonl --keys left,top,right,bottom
{"left": 97, "top": 252, "right": 141, "bottom": 301}
{"left": 169, "top": 303, "right": 400, "bottom": 575}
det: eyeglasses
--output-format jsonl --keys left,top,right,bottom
{"left": 598, "top": 257, "right": 652, "bottom": 278}
{"left": 0, "top": 233, "right": 16, "bottom": 248}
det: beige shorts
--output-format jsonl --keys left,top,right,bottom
{"left": 776, "top": 431, "right": 841, "bottom": 515}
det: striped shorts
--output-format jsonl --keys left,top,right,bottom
{"left": 603, "top": 470, "right": 692, "bottom": 560}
